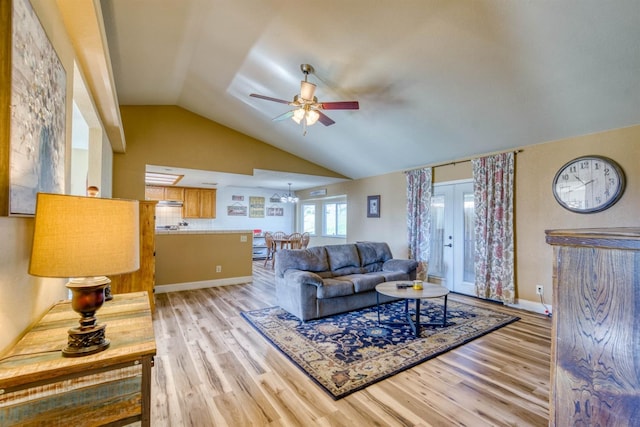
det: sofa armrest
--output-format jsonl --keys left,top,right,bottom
{"left": 383, "top": 258, "right": 418, "bottom": 274}
{"left": 283, "top": 269, "right": 324, "bottom": 287}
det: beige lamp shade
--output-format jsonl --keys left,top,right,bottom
{"left": 29, "top": 193, "right": 140, "bottom": 278}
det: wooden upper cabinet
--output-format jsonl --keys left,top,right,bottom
{"left": 199, "top": 189, "right": 216, "bottom": 218}
{"left": 145, "top": 186, "right": 165, "bottom": 201}
{"left": 183, "top": 188, "right": 216, "bottom": 218}
{"left": 183, "top": 188, "right": 201, "bottom": 218}
{"left": 164, "top": 186, "right": 184, "bottom": 201}
{"left": 145, "top": 186, "right": 184, "bottom": 201}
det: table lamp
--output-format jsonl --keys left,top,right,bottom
{"left": 29, "top": 193, "right": 140, "bottom": 357}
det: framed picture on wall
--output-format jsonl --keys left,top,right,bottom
{"left": 227, "top": 203, "right": 247, "bottom": 216}
{"left": 367, "top": 195, "right": 380, "bottom": 218}
{"left": 267, "top": 206, "right": 284, "bottom": 217}
{"left": 2, "top": 0, "right": 66, "bottom": 216}
{"left": 249, "top": 196, "right": 265, "bottom": 218}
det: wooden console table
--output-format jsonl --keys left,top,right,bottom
{"left": 546, "top": 228, "right": 640, "bottom": 426}
{"left": 0, "top": 292, "right": 156, "bottom": 426}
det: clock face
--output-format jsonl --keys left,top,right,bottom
{"left": 552, "top": 156, "right": 625, "bottom": 213}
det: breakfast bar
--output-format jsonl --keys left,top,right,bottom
{"left": 154, "top": 229, "right": 253, "bottom": 290}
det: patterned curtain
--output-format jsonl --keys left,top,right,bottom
{"left": 405, "top": 168, "right": 432, "bottom": 280}
{"left": 472, "top": 152, "right": 515, "bottom": 303}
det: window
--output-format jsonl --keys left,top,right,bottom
{"left": 324, "top": 202, "right": 347, "bottom": 237}
{"left": 302, "top": 204, "right": 316, "bottom": 235}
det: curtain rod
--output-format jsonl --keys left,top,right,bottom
{"left": 405, "top": 149, "right": 523, "bottom": 172}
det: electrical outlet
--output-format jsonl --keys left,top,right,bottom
{"left": 536, "top": 285, "right": 543, "bottom": 295}
{"left": 240, "top": 235, "right": 247, "bottom": 242}
{"left": 216, "top": 265, "right": 222, "bottom": 273}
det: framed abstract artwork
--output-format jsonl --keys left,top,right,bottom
{"left": 1, "top": 0, "right": 66, "bottom": 216}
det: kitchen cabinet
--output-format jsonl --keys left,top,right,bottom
{"left": 145, "top": 185, "right": 184, "bottom": 201}
{"left": 183, "top": 188, "right": 216, "bottom": 218}
{"left": 164, "top": 186, "right": 184, "bottom": 201}
{"left": 145, "top": 185, "right": 165, "bottom": 200}
{"left": 109, "top": 200, "right": 157, "bottom": 311}
{"left": 545, "top": 228, "right": 640, "bottom": 427}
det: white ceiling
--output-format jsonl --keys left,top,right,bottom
{"left": 101, "top": 0, "right": 640, "bottom": 187}
{"left": 145, "top": 165, "right": 347, "bottom": 192}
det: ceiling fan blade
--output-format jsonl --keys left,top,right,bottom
{"left": 317, "top": 111, "right": 335, "bottom": 126}
{"left": 320, "top": 101, "right": 359, "bottom": 110}
{"left": 250, "top": 93, "right": 291, "bottom": 104}
{"left": 272, "top": 110, "right": 295, "bottom": 122}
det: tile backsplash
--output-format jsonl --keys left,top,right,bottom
{"left": 155, "top": 206, "right": 182, "bottom": 227}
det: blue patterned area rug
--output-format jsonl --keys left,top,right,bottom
{"left": 241, "top": 299, "right": 519, "bottom": 399}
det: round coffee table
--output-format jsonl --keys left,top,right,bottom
{"left": 376, "top": 281, "right": 450, "bottom": 336}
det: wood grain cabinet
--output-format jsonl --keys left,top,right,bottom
{"left": 183, "top": 188, "right": 216, "bottom": 219}
{"left": 545, "top": 228, "right": 640, "bottom": 427}
{"left": 145, "top": 185, "right": 164, "bottom": 201}
{"left": 145, "top": 186, "right": 184, "bottom": 201}
{"left": 0, "top": 292, "right": 156, "bottom": 426}
{"left": 109, "top": 200, "right": 157, "bottom": 311}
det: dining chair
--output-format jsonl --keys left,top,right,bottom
{"left": 300, "top": 232, "right": 310, "bottom": 249}
{"left": 271, "top": 231, "right": 289, "bottom": 250}
{"left": 263, "top": 232, "right": 276, "bottom": 268}
{"left": 288, "top": 232, "right": 302, "bottom": 249}
{"left": 272, "top": 231, "right": 287, "bottom": 240}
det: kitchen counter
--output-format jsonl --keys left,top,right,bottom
{"left": 155, "top": 228, "right": 253, "bottom": 235}
{"left": 154, "top": 230, "right": 253, "bottom": 289}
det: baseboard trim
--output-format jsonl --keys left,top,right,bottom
{"left": 155, "top": 276, "right": 253, "bottom": 294}
{"left": 506, "top": 298, "right": 552, "bottom": 316}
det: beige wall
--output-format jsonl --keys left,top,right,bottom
{"left": 515, "top": 125, "right": 640, "bottom": 303}
{"left": 0, "top": 1, "right": 76, "bottom": 354}
{"left": 299, "top": 125, "right": 640, "bottom": 307}
{"left": 155, "top": 232, "right": 252, "bottom": 287}
{"left": 112, "top": 105, "right": 347, "bottom": 201}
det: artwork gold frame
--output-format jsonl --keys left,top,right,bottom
{"left": 1, "top": 0, "right": 66, "bottom": 216}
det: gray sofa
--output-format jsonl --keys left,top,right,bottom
{"left": 274, "top": 242, "right": 418, "bottom": 321}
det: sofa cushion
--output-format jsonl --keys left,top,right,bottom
{"left": 338, "top": 273, "right": 385, "bottom": 293}
{"left": 356, "top": 242, "right": 393, "bottom": 262}
{"left": 275, "top": 246, "right": 328, "bottom": 278}
{"left": 317, "top": 278, "right": 354, "bottom": 299}
{"left": 379, "top": 271, "right": 410, "bottom": 282}
{"left": 383, "top": 258, "right": 419, "bottom": 274}
{"left": 325, "top": 244, "right": 361, "bottom": 272}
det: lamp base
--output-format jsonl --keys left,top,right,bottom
{"left": 63, "top": 277, "right": 111, "bottom": 358}
{"left": 63, "top": 323, "right": 110, "bottom": 357}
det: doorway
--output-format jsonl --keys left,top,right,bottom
{"left": 429, "top": 180, "right": 476, "bottom": 295}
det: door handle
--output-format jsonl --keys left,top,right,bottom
{"left": 444, "top": 243, "right": 452, "bottom": 247}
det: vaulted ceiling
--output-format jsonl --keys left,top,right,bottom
{"left": 101, "top": 0, "right": 640, "bottom": 181}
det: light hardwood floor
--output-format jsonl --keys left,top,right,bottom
{"left": 151, "top": 262, "right": 551, "bottom": 426}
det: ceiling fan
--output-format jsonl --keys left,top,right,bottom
{"left": 250, "top": 64, "right": 359, "bottom": 135}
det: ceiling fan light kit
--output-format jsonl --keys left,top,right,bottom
{"left": 250, "top": 64, "right": 359, "bottom": 135}
{"left": 300, "top": 80, "right": 316, "bottom": 101}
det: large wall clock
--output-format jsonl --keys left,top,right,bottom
{"left": 552, "top": 155, "right": 625, "bottom": 213}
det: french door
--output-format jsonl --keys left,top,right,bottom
{"left": 428, "top": 181, "right": 476, "bottom": 295}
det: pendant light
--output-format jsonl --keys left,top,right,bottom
{"left": 280, "top": 183, "right": 299, "bottom": 203}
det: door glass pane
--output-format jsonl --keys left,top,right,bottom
{"left": 463, "top": 192, "right": 475, "bottom": 282}
{"left": 429, "top": 194, "right": 445, "bottom": 277}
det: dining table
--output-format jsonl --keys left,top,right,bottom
{"left": 273, "top": 237, "right": 293, "bottom": 250}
